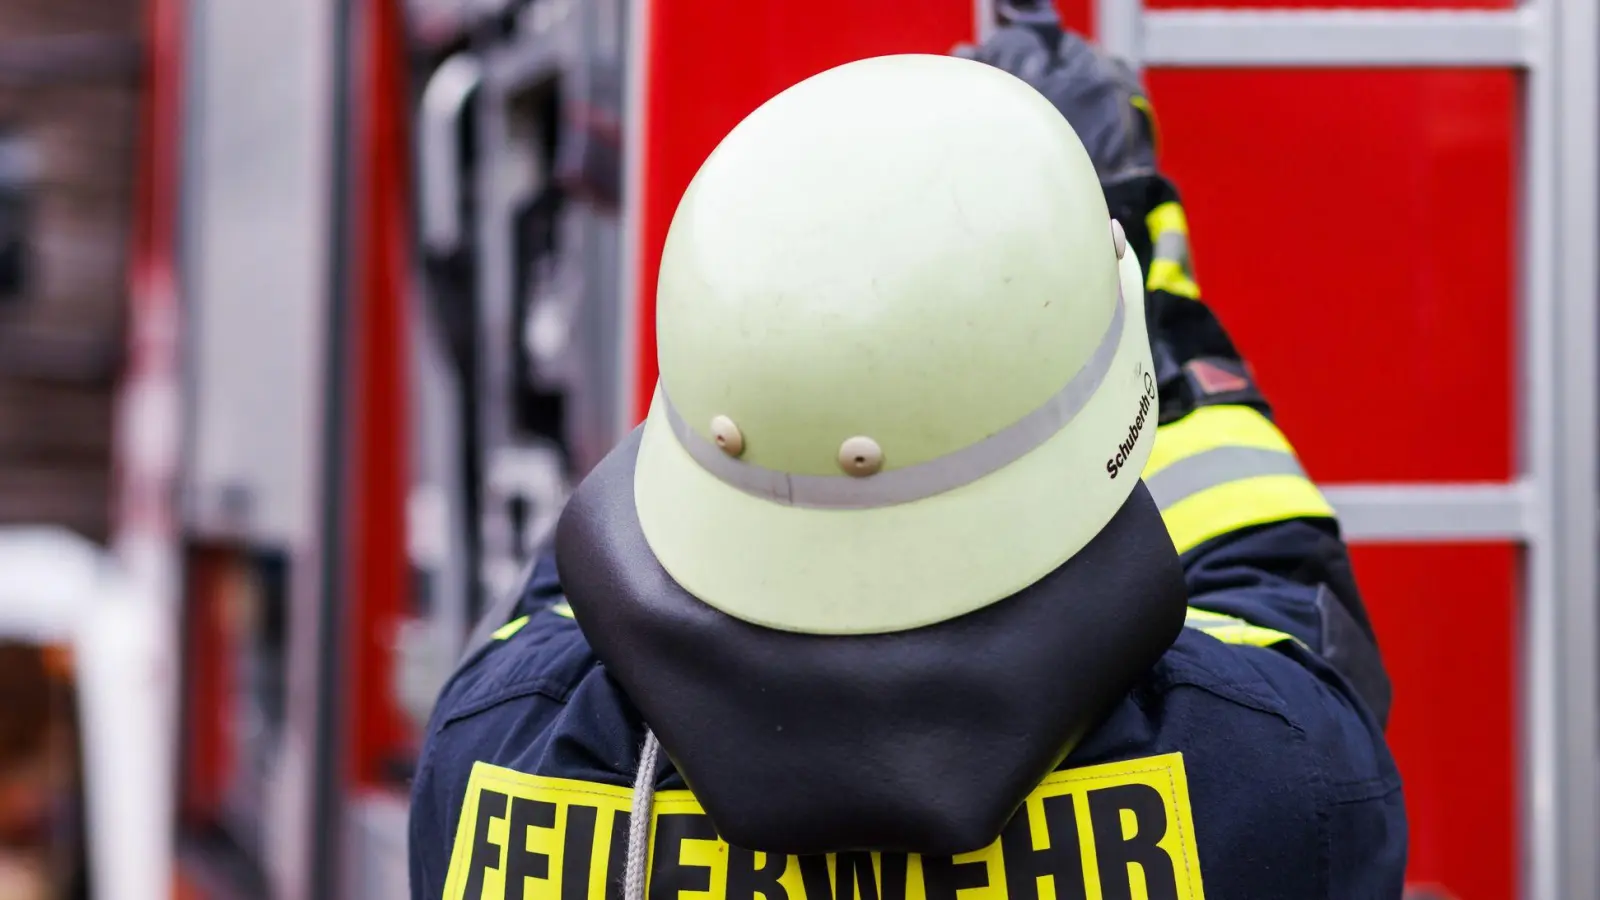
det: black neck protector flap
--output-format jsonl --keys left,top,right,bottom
{"left": 557, "top": 428, "right": 1187, "bottom": 856}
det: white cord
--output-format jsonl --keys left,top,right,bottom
{"left": 624, "top": 729, "right": 662, "bottom": 900}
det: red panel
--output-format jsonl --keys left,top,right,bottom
{"left": 1147, "top": 0, "right": 1510, "bottom": 8}
{"left": 632, "top": 1, "right": 978, "bottom": 421}
{"left": 1053, "top": 0, "right": 1094, "bottom": 35}
{"left": 346, "top": 0, "right": 415, "bottom": 786}
{"left": 178, "top": 549, "right": 237, "bottom": 822}
{"left": 1144, "top": 69, "right": 1517, "bottom": 482}
{"left": 1353, "top": 544, "right": 1518, "bottom": 900}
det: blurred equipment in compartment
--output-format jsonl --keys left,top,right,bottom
{"left": 174, "top": 547, "right": 282, "bottom": 899}
{"left": 413, "top": 0, "right": 631, "bottom": 666}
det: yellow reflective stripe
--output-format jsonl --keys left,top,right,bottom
{"left": 1201, "top": 623, "right": 1296, "bottom": 647}
{"left": 551, "top": 600, "right": 575, "bottom": 619}
{"left": 1147, "top": 201, "right": 1189, "bottom": 238}
{"left": 492, "top": 615, "right": 529, "bottom": 640}
{"left": 1145, "top": 406, "right": 1333, "bottom": 552}
{"left": 1144, "top": 405, "right": 1295, "bottom": 477}
{"left": 1146, "top": 201, "right": 1199, "bottom": 298}
{"left": 1162, "top": 473, "right": 1335, "bottom": 554}
{"left": 1130, "top": 94, "right": 1159, "bottom": 150}
{"left": 1148, "top": 259, "right": 1201, "bottom": 299}
{"left": 1184, "top": 607, "right": 1302, "bottom": 649}
{"left": 1190, "top": 602, "right": 1299, "bottom": 643}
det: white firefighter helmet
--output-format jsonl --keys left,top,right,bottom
{"left": 634, "top": 53, "right": 1156, "bottom": 634}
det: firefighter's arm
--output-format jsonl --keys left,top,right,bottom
{"left": 1113, "top": 173, "right": 1392, "bottom": 725}
{"left": 949, "top": 24, "right": 1390, "bottom": 719}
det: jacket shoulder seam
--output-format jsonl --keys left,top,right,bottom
{"left": 438, "top": 666, "right": 593, "bottom": 730}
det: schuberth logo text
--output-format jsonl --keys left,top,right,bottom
{"left": 443, "top": 754, "right": 1206, "bottom": 900}
{"left": 1106, "top": 369, "right": 1159, "bottom": 480}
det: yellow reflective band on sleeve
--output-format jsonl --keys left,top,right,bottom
{"left": 1131, "top": 95, "right": 1160, "bottom": 151}
{"left": 443, "top": 755, "right": 1208, "bottom": 900}
{"left": 492, "top": 616, "right": 529, "bottom": 641}
{"left": 1144, "top": 405, "right": 1295, "bottom": 478}
{"left": 1160, "top": 474, "right": 1335, "bottom": 555}
{"left": 1184, "top": 607, "right": 1302, "bottom": 650}
{"left": 1148, "top": 259, "right": 1201, "bottom": 300}
{"left": 1147, "top": 201, "right": 1189, "bottom": 240}
{"left": 1145, "top": 202, "right": 1200, "bottom": 299}
{"left": 1141, "top": 405, "right": 1333, "bottom": 552}
{"left": 551, "top": 601, "right": 575, "bottom": 619}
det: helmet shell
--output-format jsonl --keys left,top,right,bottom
{"left": 635, "top": 53, "right": 1156, "bottom": 634}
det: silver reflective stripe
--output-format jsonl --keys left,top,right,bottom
{"left": 1153, "top": 229, "right": 1189, "bottom": 266}
{"left": 663, "top": 283, "right": 1129, "bottom": 509}
{"left": 1145, "top": 446, "right": 1307, "bottom": 510}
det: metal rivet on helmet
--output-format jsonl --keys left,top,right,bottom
{"left": 710, "top": 415, "right": 745, "bottom": 457}
{"left": 1111, "top": 219, "right": 1127, "bottom": 260}
{"left": 838, "top": 436, "right": 884, "bottom": 477}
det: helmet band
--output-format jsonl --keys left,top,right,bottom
{"left": 660, "top": 281, "right": 1130, "bottom": 510}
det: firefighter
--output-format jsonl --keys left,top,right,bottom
{"left": 410, "top": 32, "right": 1406, "bottom": 900}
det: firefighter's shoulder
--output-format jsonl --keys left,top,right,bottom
{"left": 1072, "top": 623, "right": 1407, "bottom": 895}
{"left": 1156, "top": 604, "right": 1399, "bottom": 795}
{"left": 442, "top": 594, "right": 592, "bottom": 717}
{"left": 415, "top": 594, "right": 601, "bottom": 802}
{"left": 409, "top": 598, "right": 628, "bottom": 897}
